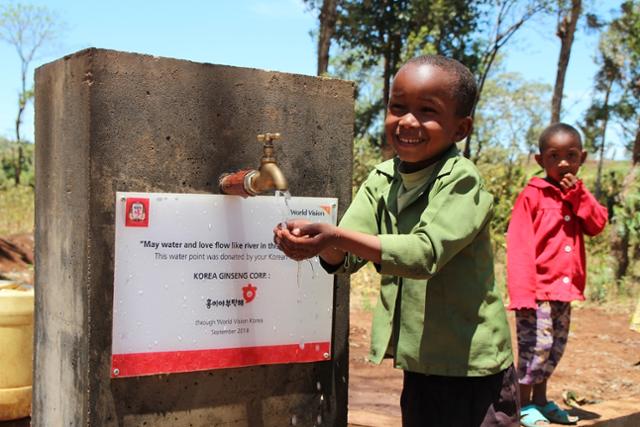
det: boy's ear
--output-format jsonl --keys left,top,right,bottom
{"left": 535, "top": 153, "right": 543, "bottom": 169}
{"left": 580, "top": 149, "right": 587, "bottom": 164}
{"left": 454, "top": 116, "right": 473, "bottom": 142}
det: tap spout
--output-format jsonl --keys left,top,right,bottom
{"left": 218, "top": 132, "right": 288, "bottom": 197}
{"left": 246, "top": 162, "right": 288, "bottom": 195}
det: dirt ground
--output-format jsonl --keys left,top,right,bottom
{"left": 348, "top": 294, "right": 640, "bottom": 421}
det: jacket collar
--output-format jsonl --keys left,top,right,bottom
{"left": 528, "top": 176, "right": 560, "bottom": 191}
{"left": 373, "top": 144, "right": 460, "bottom": 179}
{"left": 374, "top": 144, "right": 461, "bottom": 215}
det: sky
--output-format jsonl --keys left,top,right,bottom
{"left": 0, "top": 0, "right": 628, "bottom": 158}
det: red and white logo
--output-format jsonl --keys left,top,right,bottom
{"left": 320, "top": 205, "right": 332, "bottom": 215}
{"left": 242, "top": 284, "right": 257, "bottom": 303}
{"left": 125, "top": 198, "right": 149, "bottom": 227}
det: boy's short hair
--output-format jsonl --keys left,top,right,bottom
{"left": 538, "top": 123, "right": 583, "bottom": 152}
{"left": 405, "top": 55, "right": 477, "bottom": 117}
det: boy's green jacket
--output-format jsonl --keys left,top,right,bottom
{"left": 332, "top": 146, "right": 513, "bottom": 376}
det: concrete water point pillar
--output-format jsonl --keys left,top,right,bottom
{"left": 34, "top": 48, "right": 354, "bottom": 426}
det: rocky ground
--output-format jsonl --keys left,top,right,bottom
{"left": 0, "top": 233, "right": 34, "bottom": 285}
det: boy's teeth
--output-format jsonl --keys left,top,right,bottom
{"left": 399, "top": 137, "right": 420, "bottom": 144}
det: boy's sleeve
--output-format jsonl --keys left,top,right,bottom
{"left": 506, "top": 190, "right": 538, "bottom": 310}
{"left": 323, "top": 170, "right": 383, "bottom": 275}
{"left": 562, "top": 180, "right": 608, "bottom": 236}
{"left": 375, "top": 166, "right": 491, "bottom": 280}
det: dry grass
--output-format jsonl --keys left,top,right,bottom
{"left": 350, "top": 263, "right": 381, "bottom": 311}
{"left": 0, "top": 185, "right": 34, "bottom": 236}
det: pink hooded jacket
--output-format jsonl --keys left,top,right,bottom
{"left": 507, "top": 177, "right": 608, "bottom": 310}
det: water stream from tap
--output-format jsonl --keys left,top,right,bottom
{"left": 275, "top": 190, "right": 317, "bottom": 282}
{"left": 275, "top": 190, "right": 291, "bottom": 230}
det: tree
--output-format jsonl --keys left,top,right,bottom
{"left": 313, "top": 0, "right": 487, "bottom": 155}
{"left": 607, "top": 1, "right": 640, "bottom": 280}
{"left": 317, "top": 0, "right": 339, "bottom": 75}
{"left": 463, "top": 0, "right": 549, "bottom": 160}
{"left": 474, "top": 71, "right": 551, "bottom": 162}
{"left": 303, "top": 0, "right": 340, "bottom": 75}
{"left": 0, "top": 3, "right": 63, "bottom": 185}
{"left": 584, "top": 13, "right": 626, "bottom": 199}
{"left": 583, "top": 1, "right": 640, "bottom": 280}
{"left": 474, "top": 71, "right": 550, "bottom": 242}
{"left": 551, "top": 0, "right": 582, "bottom": 123}
{"left": 307, "top": 0, "right": 547, "bottom": 161}
{"left": 0, "top": 136, "right": 35, "bottom": 189}
{"left": 613, "top": 1, "right": 640, "bottom": 167}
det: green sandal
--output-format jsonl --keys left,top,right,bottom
{"left": 520, "top": 404, "right": 550, "bottom": 427}
{"left": 538, "top": 401, "right": 579, "bottom": 425}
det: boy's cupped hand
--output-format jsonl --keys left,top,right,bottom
{"left": 273, "top": 220, "right": 336, "bottom": 261}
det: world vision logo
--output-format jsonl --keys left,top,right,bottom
{"left": 289, "top": 207, "right": 329, "bottom": 217}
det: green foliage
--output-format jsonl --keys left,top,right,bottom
{"left": 615, "top": 194, "right": 640, "bottom": 244}
{"left": 474, "top": 71, "right": 551, "bottom": 159}
{"left": 325, "top": 0, "right": 487, "bottom": 141}
{"left": 352, "top": 135, "right": 383, "bottom": 191}
{"left": 308, "top": 1, "right": 550, "bottom": 160}
{"left": 473, "top": 70, "right": 550, "bottom": 270}
{"left": 477, "top": 152, "right": 636, "bottom": 304}
{"left": 333, "top": 0, "right": 485, "bottom": 69}
{"left": 0, "top": 138, "right": 35, "bottom": 189}
{"left": 582, "top": 1, "right": 640, "bottom": 159}
{"left": 611, "top": 192, "right": 640, "bottom": 263}
{"left": 330, "top": 48, "right": 386, "bottom": 141}
{"left": 607, "top": 167, "right": 640, "bottom": 269}
{"left": 585, "top": 235, "right": 617, "bottom": 302}
{"left": 571, "top": 165, "right": 639, "bottom": 302}
{"left": 478, "top": 148, "right": 529, "bottom": 235}
{"left": 476, "top": 146, "right": 529, "bottom": 297}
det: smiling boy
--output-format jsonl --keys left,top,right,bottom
{"left": 274, "top": 55, "right": 518, "bottom": 426}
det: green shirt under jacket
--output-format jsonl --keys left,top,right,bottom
{"left": 330, "top": 146, "right": 513, "bottom": 377}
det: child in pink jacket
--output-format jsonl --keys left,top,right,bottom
{"left": 507, "top": 123, "right": 608, "bottom": 427}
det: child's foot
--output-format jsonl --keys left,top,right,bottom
{"left": 537, "top": 401, "right": 579, "bottom": 425}
{"left": 520, "top": 404, "right": 550, "bottom": 427}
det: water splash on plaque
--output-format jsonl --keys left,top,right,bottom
{"left": 276, "top": 189, "right": 317, "bottom": 283}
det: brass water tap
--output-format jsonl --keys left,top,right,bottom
{"left": 218, "top": 132, "right": 289, "bottom": 196}
{"left": 244, "top": 133, "right": 288, "bottom": 195}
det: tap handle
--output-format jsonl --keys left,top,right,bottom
{"left": 257, "top": 133, "right": 281, "bottom": 144}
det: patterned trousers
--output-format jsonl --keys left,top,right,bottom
{"left": 515, "top": 301, "right": 571, "bottom": 385}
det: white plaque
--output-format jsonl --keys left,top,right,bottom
{"left": 111, "top": 192, "right": 337, "bottom": 377}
